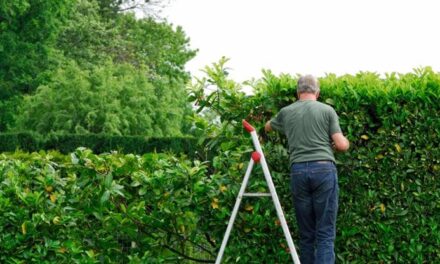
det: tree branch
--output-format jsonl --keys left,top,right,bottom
{"left": 163, "top": 244, "right": 215, "bottom": 263}
{"left": 205, "top": 232, "right": 217, "bottom": 248}
{"left": 132, "top": 217, "right": 215, "bottom": 263}
{"left": 114, "top": 201, "right": 216, "bottom": 262}
{"left": 132, "top": 214, "right": 216, "bottom": 257}
{"left": 118, "top": 4, "right": 143, "bottom": 12}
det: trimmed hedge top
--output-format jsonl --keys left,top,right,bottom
{"left": 0, "top": 132, "right": 198, "bottom": 155}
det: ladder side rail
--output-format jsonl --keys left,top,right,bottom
{"left": 215, "top": 158, "right": 255, "bottom": 264}
{"left": 249, "top": 130, "right": 301, "bottom": 264}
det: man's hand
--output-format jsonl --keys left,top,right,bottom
{"left": 331, "top": 133, "right": 350, "bottom": 152}
{"left": 265, "top": 121, "right": 273, "bottom": 133}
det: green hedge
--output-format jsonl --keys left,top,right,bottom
{"left": 1, "top": 66, "right": 439, "bottom": 263}
{"left": 187, "top": 64, "right": 440, "bottom": 263}
{"left": 0, "top": 132, "right": 198, "bottom": 155}
{"left": 0, "top": 149, "right": 215, "bottom": 263}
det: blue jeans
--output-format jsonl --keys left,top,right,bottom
{"left": 290, "top": 161, "right": 338, "bottom": 264}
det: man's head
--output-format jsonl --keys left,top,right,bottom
{"left": 297, "top": 75, "right": 320, "bottom": 97}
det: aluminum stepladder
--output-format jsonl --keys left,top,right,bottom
{"left": 215, "top": 120, "right": 301, "bottom": 264}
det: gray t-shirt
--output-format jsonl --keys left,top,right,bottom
{"left": 270, "top": 100, "right": 342, "bottom": 165}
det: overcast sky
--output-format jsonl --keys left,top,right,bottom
{"left": 161, "top": 0, "right": 440, "bottom": 82}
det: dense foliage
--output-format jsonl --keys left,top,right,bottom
{"left": 0, "top": 132, "right": 197, "bottom": 155}
{"left": 0, "top": 0, "right": 196, "bottom": 136}
{"left": 187, "top": 60, "right": 440, "bottom": 263}
{"left": 1, "top": 62, "right": 438, "bottom": 263}
{"left": 0, "top": 0, "right": 73, "bottom": 93}
{"left": 14, "top": 61, "right": 189, "bottom": 136}
{"left": 0, "top": 149, "right": 213, "bottom": 263}
{"left": 0, "top": 0, "right": 73, "bottom": 130}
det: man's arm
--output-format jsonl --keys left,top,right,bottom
{"left": 265, "top": 110, "right": 284, "bottom": 134}
{"left": 331, "top": 132, "right": 350, "bottom": 152}
{"left": 265, "top": 121, "right": 273, "bottom": 133}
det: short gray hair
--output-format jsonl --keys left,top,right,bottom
{"left": 297, "top": 75, "right": 320, "bottom": 94}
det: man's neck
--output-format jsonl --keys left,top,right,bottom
{"left": 298, "top": 93, "right": 318, "bottom": 101}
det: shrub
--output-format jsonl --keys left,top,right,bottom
{"left": 187, "top": 61, "right": 440, "bottom": 263}
{"left": 0, "top": 149, "right": 214, "bottom": 263}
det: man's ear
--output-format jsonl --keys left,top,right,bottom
{"left": 316, "top": 91, "right": 320, "bottom": 99}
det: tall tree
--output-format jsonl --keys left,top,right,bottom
{"left": 0, "top": 0, "right": 73, "bottom": 94}
{"left": 52, "top": 0, "right": 197, "bottom": 135}
{"left": 14, "top": 61, "right": 188, "bottom": 136}
{"left": 3, "top": 0, "right": 196, "bottom": 135}
{"left": 0, "top": 0, "right": 74, "bottom": 131}
{"left": 57, "top": 0, "right": 196, "bottom": 81}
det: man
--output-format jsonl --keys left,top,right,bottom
{"left": 265, "top": 75, "right": 349, "bottom": 264}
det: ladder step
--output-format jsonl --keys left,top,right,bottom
{"left": 242, "top": 192, "right": 271, "bottom": 197}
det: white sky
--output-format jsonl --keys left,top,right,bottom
{"left": 162, "top": 0, "right": 440, "bottom": 82}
